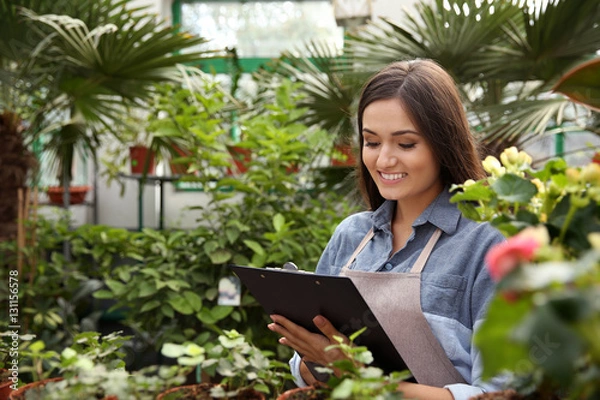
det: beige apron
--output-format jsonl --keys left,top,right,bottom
{"left": 341, "top": 228, "right": 466, "bottom": 387}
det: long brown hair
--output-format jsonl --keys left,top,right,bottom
{"left": 356, "top": 59, "right": 486, "bottom": 210}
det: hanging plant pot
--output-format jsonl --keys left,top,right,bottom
{"left": 331, "top": 144, "right": 357, "bottom": 167}
{"left": 129, "top": 145, "right": 155, "bottom": 175}
{"left": 226, "top": 145, "right": 252, "bottom": 175}
{"left": 46, "top": 185, "right": 91, "bottom": 205}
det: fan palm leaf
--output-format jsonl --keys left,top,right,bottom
{"left": 345, "top": 0, "right": 600, "bottom": 151}
{"left": 469, "top": 0, "right": 600, "bottom": 83}
{"left": 347, "top": 0, "right": 521, "bottom": 83}
{"left": 8, "top": 2, "right": 213, "bottom": 184}
{"left": 253, "top": 40, "right": 363, "bottom": 142}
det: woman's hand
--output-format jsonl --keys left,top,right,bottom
{"left": 268, "top": 314, "right": 348, "bottom": 368}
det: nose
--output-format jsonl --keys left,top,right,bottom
{"left": 376, "top": 144, "right": 398, "bottom": 169}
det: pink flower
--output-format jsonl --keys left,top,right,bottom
{"left": 485, "top": 236, "right": 540, "bottom": 282}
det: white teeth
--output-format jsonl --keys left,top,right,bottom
{"left": 381, "top": 172, "right": 407, "bottom": 180}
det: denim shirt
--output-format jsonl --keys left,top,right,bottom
{"left": 289, "top": 189, "right": 507, "bottom": 400}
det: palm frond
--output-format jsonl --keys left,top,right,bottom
{"left": 470, "top": 0, "right": 600, "bottom": 83}
{"left": 253, "top": 40, "right": 362, "bottom": 141}
{"left": 474, "top": 97, "right": 593, "bottom": 147}
{"left": 346, "top": 0, "right": 521, "bottom": 82}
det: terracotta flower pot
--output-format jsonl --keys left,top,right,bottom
{"left": 277, "top": 386, "right": 328, "bottom": 400}
{"left": 157, "top": 383, "right": 266, "bottom": 400}
{"left": 331, "top": 144, "right": 357, "bottom": 167}
{"left": 169, "top": 145, "right": 193, "bottom": 175}
{"left": 46, "top": 185, "right": 91, "bottom": 205}
{"left": 0, "top": 369, "right": 13, "bottom": 400}
{"left": 129, "top": 145, "right": 156, "bottom": 174}
{"left": 8, "top": 377, "right": 63, "bottom": 400}
{"left": 226, "top": 145, "right": 251, "bottom": 175}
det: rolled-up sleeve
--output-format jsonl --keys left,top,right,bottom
{"left": 289, "top": 351, "right": 308, "bottom": 388}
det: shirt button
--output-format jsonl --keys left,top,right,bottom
{"left": 384, "top": 262, "right": 393, "bottom": 270}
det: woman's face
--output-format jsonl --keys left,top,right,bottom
{"left": 362, "top": 98, "right": 443, "bottom": 206}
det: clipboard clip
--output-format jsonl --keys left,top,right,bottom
{"left": 265, "top": 262, "right": 312, "bottom": 274}
{"left": 282, "top": 262, "right": 298, "bottom": 271}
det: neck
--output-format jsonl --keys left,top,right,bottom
{"left": 393, "top": 187, "right": 444, "bottom": 227}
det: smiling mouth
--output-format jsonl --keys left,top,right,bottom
{"left": 380, "top": 172, "right": 407, "bottom": 180}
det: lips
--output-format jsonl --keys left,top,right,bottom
{"left": 380, "top": 172, "right": 407, "bottom": 180}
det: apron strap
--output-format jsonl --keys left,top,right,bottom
{"left": 410, "top": 228, "right": 442, "bottom": 273}
{"left": 341, "top": 228, "right": 374, "bottom": 271}
{"left": 341, "top": 228, "right": 442, "bottom": 273}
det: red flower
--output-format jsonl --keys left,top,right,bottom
{"left": 485, "top": 236, "right": 540, "bottom": 282}
{"left": 593, "top": 152, "right": 600, "bottom": 165}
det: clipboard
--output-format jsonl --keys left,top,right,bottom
{"left": 229, "top": 264, "right": 408, "bottom": 375}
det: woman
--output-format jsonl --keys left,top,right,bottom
{"left": 267, "top": 59, "right": 506, "bottom": 399}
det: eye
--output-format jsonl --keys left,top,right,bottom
{"left": 364, "top": 140, "right": 380, "bottom": 148}
{"left": 399, "top": 143, "right": 416, "bottom": 149}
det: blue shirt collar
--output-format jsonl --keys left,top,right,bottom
{"left": 371, "top": 188, "right": 461, "bottom": 235}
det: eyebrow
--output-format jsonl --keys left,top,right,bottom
{"left": 362, "top": 128, "right": 420, "bottom": 136}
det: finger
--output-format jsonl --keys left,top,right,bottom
{"left": 269, "top": 314, "right": 312, "bottom": 336}
{"left": 268, "top": 316, "right": 314, "bottom": 354}
{"left": 268, "top": 315, "right": 337, "bottom": 362}
{"left": 312, "top": 315, "right": 347, "bottom": 343}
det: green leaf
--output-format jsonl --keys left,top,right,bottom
{"left": 161, "top": 343, "right": 187, "bottom": 358}
{"left": 474, "top": 294, "right": 531, "bottom": 379}
{"left": 118, "top": 269, "right": 131, "bottom": 282}
{"left": 204, "top": 240, "right": 220, "bottom": 254}
{"left": 183, "top": 291, "right": 203, "bottom": 312}
{"left": 196, "top": 305, "right": 233, "bottom": 325}
{"left": 273, "top": 213, "right": 285, "bottom": 232}
{"left": 491, "top": 174, "right": 537, "bottom": 203}
{"left": 28, "top": 340, "right": 46, "bottom": 352}
{"left": 140, "top": 268, "right": 161, "bottom": 279}
{"left": 516, "top": 300, "right": 584, "bottom": 385}
{"left": 165, "top": 280, "right": 191, "bottom": 291}
{"left": 139, "top": 300, "right": 160, "bottom": 312}
{"left": 449, "top": 184, "right": 492, "bottom": 203}
{"left": 168, "top": 296, "right": 194, "bottom": 315}
{"left": 105, "top": 279, "right": 127, "bottom": 296}
{"left": 243, "top": 240, "right": 265, "bottom": 256}
{"left": 225, "top": 227, "right": 240, "bottom": 244}
{"left": 205, "top": 287, "right": 218, "bottom": 301}
{"left": 138, "top": 281, "right": 158, "bottom": 297}
{"left": 207, "top": 248, "right": 232, "bottom": 264}
{"left": 197, "top": 308, "right": 217, "bottom": 325}
{"left": 456, "top": 202, "right": 482, "bottom": 222}
{"left": 331, "top": 379, "right": 354, "bottom": 398}
{"left": 93, "top": 290, "right": 114, "bottom": 299}
{"left": 161, "top": 304, "right": 174, "bottom": 318}
{"left": 210, "top": 305, "right": 233, "bottom": 321}
{"left": 530, "top": 158, "right": 567, "bottom": 181}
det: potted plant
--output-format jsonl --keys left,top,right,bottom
{"left": 35, "top": 362, "right": 187, "bottom": 400}
{"left": 9, "top": 331, "right": 133, "bottom": 399}
{"left": 330, "top": 139, "right": 357, "bottom": 167}
{"left": 450, "top": 146, "right": 600, "bottom": 399}
{"left": 159, "top": 329, "right": 291, "bottom": 399}
{"left": 6, "top": 338, "right": 62, "bottom": 400}
{"left": 277, "top": 328, "right": 411, "bottom": 400}
{"left": 0, "top": 0, "right": 210, "bottom": 210}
